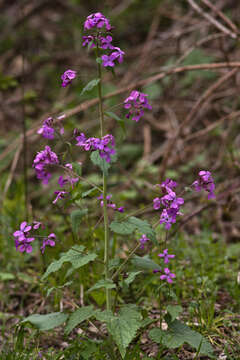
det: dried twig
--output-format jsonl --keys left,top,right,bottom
{"left": 187, "top": 0, "right": 237, "bottom": 39}
{"left": 200, "top": 0, "right": 239, "bottom": 35}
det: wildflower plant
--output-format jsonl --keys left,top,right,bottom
{"left": 14, "top": 12, "right": 216, "bottom": 358}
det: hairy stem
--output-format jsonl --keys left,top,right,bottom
{"left": 96, "top": 44, "right": 111, "bottom": 311}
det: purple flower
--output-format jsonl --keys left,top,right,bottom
{"left": 76, "top": 132, "right": 116, "bottom": 163}
{"left": 53, "top": 191, "right": 68, "bottom": 204}
{"left": 97, "top": 194, "right": 124, "bottom": 213}
{"left": 158, "top": 248, "right": 175, "bottom": 264}
{"left": 82, "top": 35, "right": 96, "bottom": 48}
{"left": 192, "top": 170, "right": 215, "bottom": 199}
{"left": 37, "top": 117, "right": 55, "bottom": 140}
{"left": 139, "top": 234, "right": 149, "bottom": 250}
{"left": 16, "top": 237, "right": 35, "bottom": 253}
{"left": 160, "top": 268, "right": 176, "bottom": 283}
{"left": 13, "top": 222, "right": 35, "bottom": 253}
{"left": 124, "top": 90, "right": 152, "bottom": 122}
{"left": 84, "top": 12, "right": 111, "bottom": 31}
{"left": 41, "top": 233, "right": 56, "bottom": 254}
{"left": 13, "top": 221, "right": 32, "bottom": 241}
{"left": 33, "top": 221, "right": 42, "bottom": 230}
{"left": 110, "top": 47, "right": 125, "bottom": 64}
{"left": 33, "top": 146, "right": 59, "bottom": 185}
{"left": 160, "top": 178, "right": 178, "bottom": 193}
{"left": 61, "top": 69, "right": 76, "bottom": 87}
{"left": 100, "top": 35, "right": 114, "bottom": 50}
{"left": 153, "top": 197, "right": 161, "bottom": 210}
{"left": 101, "top": 54, "right": 115, "bottom": 67}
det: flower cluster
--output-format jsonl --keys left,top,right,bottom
{"left": 38, "top": 115, "right": 65, "bottom": 140}
{"left": 82, "top": 12, "right": 125, "bottom": 68}
{"left": 124, "top": 90, "right": 152, "bottom": 122}
{"left": 37, "top": 117, "right": 55, "bottom": 140}
{"left": 84, "top": 12, "right": 111, "bottom": 31}
{"left": 153, "top": 178, "right": 184, "bottom": 230}
{"left": 153, "top": 248, "right": 176, "bottom": 283}
{"left": 76, "top": 133, "right": 116, "bottom": 163}
{"left": 13, "top": 221, "right": 56, "bottom": 254}
{"left": 33, "top": 146, "right": 59, "bottom": 184}
{"left": 193, "top": 170, "right": 215, "bottom": 199}
{"left": 98, "top": 194, "right": 124, "bottom": 213}
{"left": 61, "top": 69, "right": 76, "bottom": 87}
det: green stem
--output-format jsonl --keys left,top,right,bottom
{"left": 96, "top": 43, "right": 111, "bottom": 311}
{"left": 112, "top": 244, "right": 140, "bottom": 281}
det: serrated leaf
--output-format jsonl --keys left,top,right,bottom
{"left": 110, "top": 216, "right": 156, "bottom": 241}
{"left": 88, "top": 279, "right": 116, "bottom": 293}
{"left": 41, "top": 245, "right": 97, "bottom": 280}
{"left": 70, "top": 209, "right": 88, "bottom": 234}
{"left": 82, "top": 187, "right": 99, "bottom": 198}
{"left": 90, "top": 151, "right": 110, "bottom": 176}
{"left": 22, "top": 312, "right": 68, "bottom": 331}
{"left": 80, "top": 78, "right": 100, "bottom": 96}
{"left": 94, "top": 309, "right": 114, "bottom": 323}
{"left": 65, "top": 305, "right": 95, "bottom": 334}
{"left": 149, "top": 320, "right": 213, "bottom": 356}
{"left": 131, "top": 255, "right": 161, "bottom": 271}
{"left": 124, "top": 271, "right": 142, "bottom": 286}
{"left": 166, "top": 305, "right": 182, "bottom": 322}
{"left": 106, "top": 305, "right": 142, "bottom": 358}
{"left": 110, "top": 219, "right": 136, "bottom": 235}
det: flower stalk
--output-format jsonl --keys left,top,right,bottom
{"left": 96, "top": 43, "right": 111, "bottom": 311}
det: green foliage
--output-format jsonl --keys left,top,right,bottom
{"left": 65, "top": 305, "right": 96, "bottom": 334}
{"left": 22, "top": 312, "right": 68, "bottom": 331}
{"left": 166, "top": 305, "right": 183, "bottom": 322}
{"left": 110, "top": 216, "right": 156, "bottom": 241}
{"left": 88, "top": 279, "right": 116, "bottom": 293}
{"left": 70, "top": 209, "right": 88, "bottom": 235}
{"left": 124, "top": 271, "right": 142, "bottom": 286}
{"left": 90, "top": 151, "right": 111, "bottom": 176}
{"left": 42, "top": 245, "right": 97, "bottom": 280}
{"left": 131, "top": 255, "right": 161, "bottom": 271}
{"left": 80, "top": 78, "right": 100, "bottom": 96}
{"left": 149, "top": 319, "right": 214, "bottom": 357}
{"left": 96, "top": 305, "right": 142, "bottom": 359}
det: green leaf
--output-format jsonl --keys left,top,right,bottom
{"left": 90, "top": 151, "right": 110, "bottom": 176}
{"left": 106, "top": 305, "right": 142, "bottom": 358}
{"left": 88, "top": 279, "right": 116, "bottom": 293}
{"left": 82, "top": 187, "right": 99, "bottom": 198}
{"left": 105, "top": 111, "right": 122, "bottom": 122}
{"left": 131, "top": 255, "right": 161, "bottom": 271}
{"left": 110, "top": 216, "right": 156, "bottom": 241}
{"left": 0, "top": 272, "right": 15, "bottom": 281}
{"left": 80, "top": 78, "right": 100, "bottom": 96}
{"left": 94, "top": 309, "right": 114, "bottom": 323}
{"left": 65, "top": 305, "right": 95, "bottom": 335}
{"left": 41, "top": 245, "right": 97, "bottom": 280}
{"left": 166, "top": 305, "right": 182, "bottom": 322}
{"left": 72, "top": 162, "right": 82, "bottom": 176}
{"left": 149, "top": 320, "right": 214, "bottom": 356}
{"left": 105, "top": 111, "right": 126, "bottom": 135}
{"left": 110, "top": 219, "right": 136, "bottom": 235}
{"left": 70, "top": 209, "right": 88, "bottom": 234}
{"left": 124, "top": 271, "right": 142, "bottom": 286}
{"left": 22, "top": 312, "right": 68, "bottom": 331}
